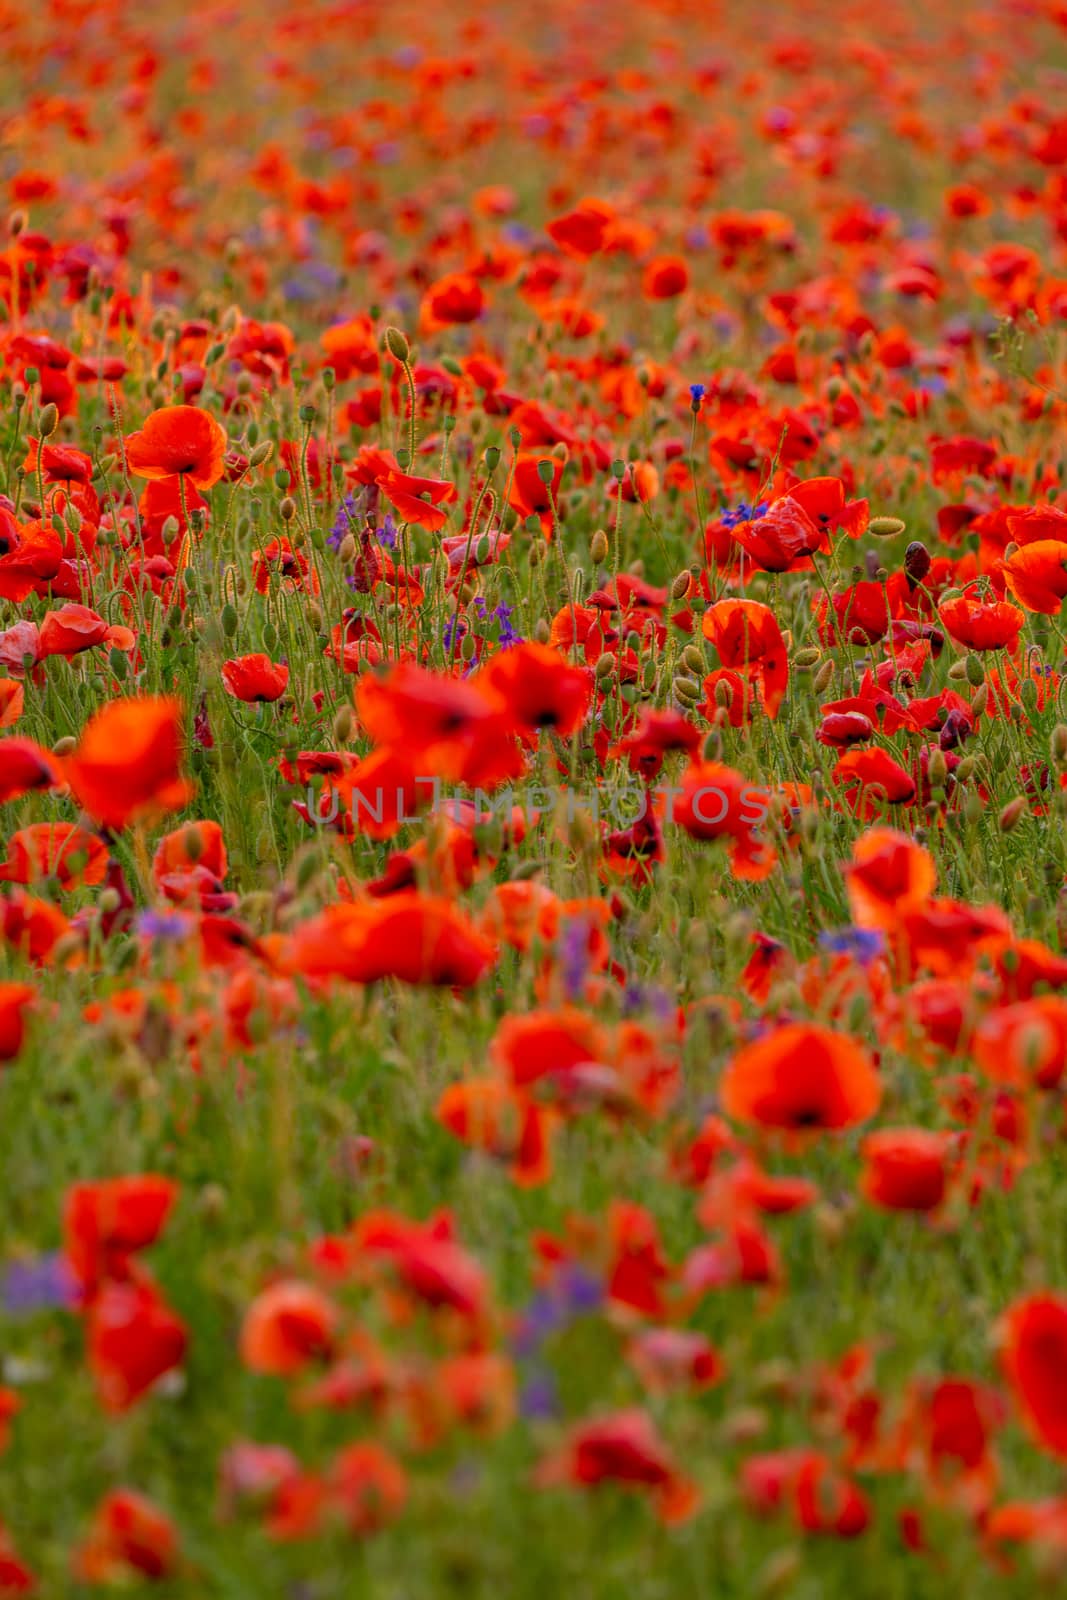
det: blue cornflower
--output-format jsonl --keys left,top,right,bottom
{"left": 720, "top": 499, "right": 768, "bottom": 529}
{"left": 689, "top": 382, "right": 706, "bottom": 410}
{"left": 135, "top": 910, "right": 192, "bottom": 942}
{"left": 818, "top": 926, "right": 886, "bottom": 967}
{"left": 2, "top": 1253, "right": 77, "bottom": 1313}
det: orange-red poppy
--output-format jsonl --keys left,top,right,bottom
{"left": 720, "top": 1023, "right": 882, "bottom": 1132}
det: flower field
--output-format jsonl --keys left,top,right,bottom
{"left": 8, "top": 0, "right": 1067, "bottom": 1591}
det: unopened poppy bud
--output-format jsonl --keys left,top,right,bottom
{"left": 813, "top": 659, "right": 835, "bottom": 693}
{"left": 590, "top": 529, "right": 609, "bottom": 563}
{"left": 551, "top": 441, "right": 567, "bottom": 461}
{"left": 306, "top": 599, "right": 323, "bottom": 629}
{"left": 594, "top": 655, "right": 615, "bottom": 683}
{"left": 534, "top": 619, "right": 551, "bottom": 644}
{"left": 52, "top": 735, "right": 76, "bottom": 756}
{"left": 681, "top": 644, "right": 705, "bottom": 675}
{"left": 904, "top": 540, "right": 930, "bottom": 586}
{"left": 713, "top": 678, "right": 734, "bottom": 708}
{"left": 459, "top": 578, "right": 479, "bottom": 605}
{"left": 673, "top": 674, "right": 701, "bottom": 703}
{"left": 1052, "top": 724, "right": 1067, "bottom": 765}
{"left": 38, "top": 403, "right": 59, "bottom": 438}
{"left": 965, "top": 653, "right": 986, "bottom": 688}
{"left": 641, "top": 658, "right": 657, "bottom": 690}
{"left": 869, "top": 515, "right": 906, "bottom": 537}
{"left": 98, "top": 888, "right": 121, "bottom": 914}
{"left": 1004, "top": 541, "right": 1019, "bottom": 561}
{"left": 383, "top": 326, "right": 410, "bottom": 362}
{"left": 927, "top": 748, "right": 948, "bottom": 789}
{"left": 109, "top": 648, "right": 128, "bottom": 680}
{"left": 948, "top": 659, "right": 968, "bottom": 681}
{"left": 279, "top": 496, "right": 296, "bottom": 523}
{"left": 333, "top": 704, "right": 354, "bottom": 742}
{"left": 460, "top": 632, "right": 477, "bottom": 662}
{"left": 671, "top": 570, "right": 693, "bottom": 601}
{"left": 220, "top": 603, "right": 239, "bottom": 638}
{"left": 702, "top": 729, "right": 722, "bottom": 761}
{"left": 793, "top": 645, "right": 821, "bottom": 668}
{"left": 955, "top": 756, "right": 976, "bottom": 782}
{"left": 338, "top": 534, "right": 356, "bottom": 562}
{"left": 8, "top": 210, "right": 26, "bottom": 237}
{"left": 248, "top": 440, "right": 274, "bottom": 468}
{"left": 1000, "top": 796, "right": 1027, "bottom": 832}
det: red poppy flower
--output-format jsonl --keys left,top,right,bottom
{"left": 702, "top": 599, "right": 788, "bottom": 717}
{"left": 62, "top": 696, "right": 193, "bottom": 831}
{"left": 861, "top": 1128, "right": 951, "bottom": 1211}
{"left": 124, "top": 404, "right": 228, "bottom": 488}
{"left": 939, "top": 592, "right": 1026, "bottom": 649}
{"left": 378, "top": 468, "right": 457, "bottom": 530}
{"left": 72, "top": 1490, "right": 180, "bottom": 1583}
{"left": 720, "top": 1023, "right": 881, "bottom": 1132}
{"left": 475, "top": 640, "right": 591, "bottom": 736}
{"left": 535, "top": 1408, "right": 698, "bottom": 1524}
{"left": 1002, "top": 540, "right": 1067, "bottom": 614}
{"left": 87, "top": 1278, "right": 188, "bottom": 1411}
{"left": 240, "top": 1280, "right": 338, "bottom": 1375}
{"left": 221, "top": 654, "right": 289, "bottom": 703}
{"left": 1001, "top": 1294, "right": 1067, "bottom": 1458}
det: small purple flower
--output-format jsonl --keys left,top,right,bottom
{"left": 818, "top": 926, "right": 885, "bottom": 967}
{"left": 375, "top": 514, "right": 398, "bottom": 550}
{"left": 135, "top": 910, "right": 192, "bottom": 942}
{"left": 2, "top": 1253, "right": 77, "bottom": 1314}
{"left": 520, "top": 1371, "right": 559, "bottom": 1420}
{"left": 558, "top": 916, "right": 591, "bottom": 1001}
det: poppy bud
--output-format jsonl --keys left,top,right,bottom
{"left": 98, "top": 888, "right": 121, "bottom": 915}
{"left": 673, "top": 674, "right": 701, "bottom": 703}
{"left": 713, "top": 678, "right": 734, "bottom": 708}
{"left": 338, "top": 534, "right": 356, "bottom": 562}
{"left": 307, "top": 600, "right": 323, "bottom": 629}
{"left": 641, "top": 659, "right": 657, "bottom": 690}
{"left": 534, "top": 619, "right": 551, "bottom": 644}
{"left": 333, "top": 705, "right": 354, "bottom": 742}
{"left": 109, "top": 648, "right": 128, "bottom": 681}
{"left": 590, "top": 530, "right": 610, "bottom": 564}
{"left": 948, "top": 659, "right": 967, "bottom": 681}
{"left": 38, "top": 403, "right": 59, "bottom": 438}
{"left": 279, "top": 497, "right": 296, "bottom": 523}
{"left": 1052, "top": 724, "right": 1067, "bottom": 765}
{"left": 955, "top": 756, "right": 976, "bottom": 782}
{"left": 813, "top": 659, "right": 835, "bottom": 693}
{"left": 999, "top": 796, "right": 1027, "bottom": 832}
{"left": 971, "top": 684, "right": 988, "bottom": 717}
{"left": 963, "top": 653, "right": 985, "bottom": 688}
{"left": 793, "top": 645, "right": 821, "bottom": 668}
{"left": 594, "top": 655, "right": 615, "bottom": 685}
{"left": 671, "top": 569, "right": 692, "bottom": 601}
{"left": 383, "top": 326, "right": 410, "bottom": 362}
{"left": 249, "top": 440, "right": 274, "bottom": 468}
{"left": 927, "top": 748, "right": 948, "bottom": 790}
{"left": 702, "top": 729, "right": 722, "bottom": 761}
{"left": 8, "top": 209, "right": 25, "bottom": 237}
{"left": 219, "top": 603, "right": 238, "bottom": 639}
{"left": 869, "top": 515, "right": 906, "bottom": 538}
{"left": 52, "top": 735, "right": 76, "bottom": 756}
